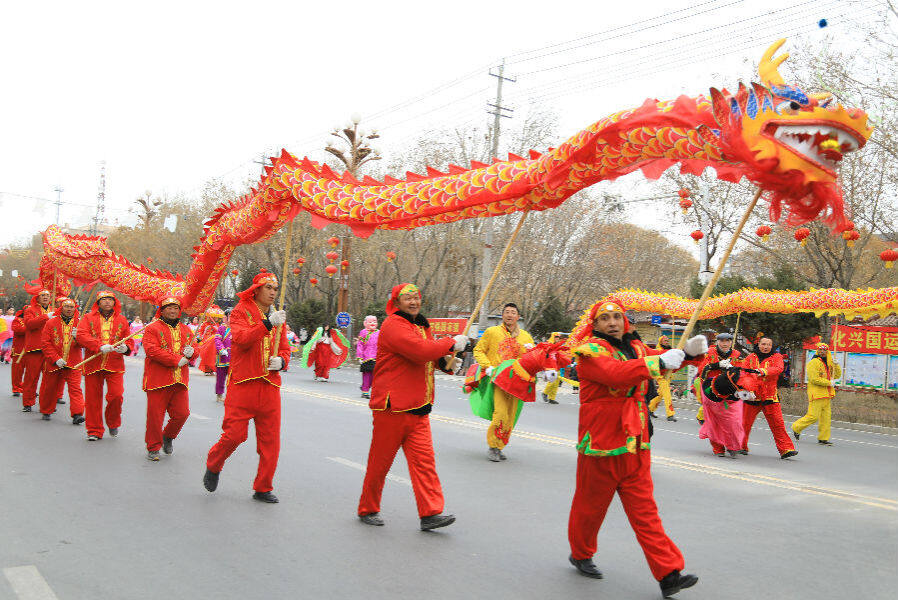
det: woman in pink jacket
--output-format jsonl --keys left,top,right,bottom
{"left": 356, "top": 315, "right": 379, "bottom": 399}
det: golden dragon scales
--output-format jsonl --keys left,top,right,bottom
{"left": 39, "top": 39, "right": 875, "bottom": 315}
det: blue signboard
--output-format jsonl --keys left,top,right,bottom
{"left": 650, "top": 315, "right": 662, "bottom": 325}
{"left": 336, "top": 312, "right": 351, "bottom": 327}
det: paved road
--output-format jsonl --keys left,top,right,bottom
{"left": 1, "top": 358, "right": 896, "bottom": 599}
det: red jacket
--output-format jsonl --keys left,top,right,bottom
{"left": 370, "top": 313, "right": 455, "bottom": 412}
{"left": 11, "top": 310, "right": 26, "bottom": 353}
{"left": 228, "top": 299, "right": 291, "bottom": 387}
{"left": 41, "top": 315, "right": 83, "bottom": 373}
{"left": 741, "top": 352, "right": 784, "bottom": 403}
{"left": 573, "top": 335, "right": 702, "bottom": 457}
{"left": 76, "top": 309, "right": 133, "bottom": 375}
{"left": 142, "top": 319, "right": 193, "bottom": 391}
{"left": 23, "top": 297, "right": 50, "bottom": 353}
{"left": 698, "top": 346, "right": 742, "bottom": 381}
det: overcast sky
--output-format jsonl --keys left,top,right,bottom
{"left": 0, "top": 0, "right": 882, "bottom": 248}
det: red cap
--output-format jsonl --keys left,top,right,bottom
{"left": 154, "top": 295, "right": 182, "bottom": 319}
{"left": 386, "top": 283, "right": 420, "bottom": 315}
{"left": 237, "top": 272, "right": 279, "bottom": 301}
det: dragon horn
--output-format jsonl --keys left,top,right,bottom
{"left": 759, "top": 38, "right": 788, "bottom": 88}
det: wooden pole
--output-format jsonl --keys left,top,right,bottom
{"left": 733, "top": 311, "right": 743, "bottom": 343}
{"left": 271, "top": 219, "right": 295, "bottom": 352}
{"left": 676, "top": 189, "right": 763, "bottom": 350}
{"left": 71, "top": 321, "right": 153, "bottom": 370}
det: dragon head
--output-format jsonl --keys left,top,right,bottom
{"left": 709, "top": 39, "right": 873, "bottom": 230}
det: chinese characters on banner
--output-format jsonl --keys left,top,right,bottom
{"left": 429, "top": 318, "right": 467, "bottom": 336}
{"left": 829, "top": 325, "right": 898, "bottom": 355}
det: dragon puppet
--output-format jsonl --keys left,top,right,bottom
{"left": 39, "top": 39, "right": 873, "bottom": 315}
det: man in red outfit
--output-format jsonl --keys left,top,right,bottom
{"left": 10, "top": 308, "right": 26, "bottom": 396}
{"left": 740, "top": 337, "right": 797, "bottom": 459}
{"left": 21, "top": 289, "right": 52, "bottom": 412}
{"left": 357, "top": 283, "right": 468, "bottom": 530}
{"left": 694, "top": 332, "right": 741, "bottom": 426}
{"left": 38, "top": 297, "right": 85, "bottom": 424}
{"left": 566, "top": 299, "right": 704, "bottom": 598}
{"left": 76, "top": 291, "right": 133, "bottom": 441}
{"left": 141, "top": 296, "right": 194, "bottom": 461}
{"left": 204, "top": 271, "right": 291, "bottom": 503}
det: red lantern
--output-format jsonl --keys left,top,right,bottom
{"left": 794, "top": 227, "right": 810, "bottom": 246}
{"left": 880, "top": 249, "right": 898, "bottom": 269}
{"left": 678, "top": 189, "right": 691, "bottom": 199}
{"left": 309, "top": 277, "right": 318, "bottom": 286}
{"left": 295, "top": 257, "right": 305, "bottom": 265}
{"left": 755, "top": 224, "right": 772, "bottom": 242}
{"left": 385, "top": 251, "right": 396, "bottom": 262}
{"left": 146, "top": 257, "right": 153, "bottom": 264}
{"left": 679, "top": 198, "right": 693, "bottom": 214}
{"left": 690, "top": 230, "right": 704, "bottom": 244}
{"left": 842, "top": 229, "right": 860, "bottom": 248}
{"left": 844, "top": 220, "right": 856, "bottom": 231}
{"left": 231, "top": 269, "right": 239, "bottom": 276}
{"left": 340, "top": 259, "right": 349, "bottom": 271}
{"left": 327, "top": 236, "right": 340, "bottom": 248}
{"left": 326, "top": 251, "right": 339, "bottom": 262}
{"left": 292, "top": 267, "right": 301, "bottom": 275}
{"left": 325, "top": 264, "right": 338, "bottom": 277}
{"left": 259, "top": 268, "right": 267, "bottom": 273}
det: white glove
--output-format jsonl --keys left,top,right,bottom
{"left": 55, "top": 359, "right": 66, "bottom": 368}
{"left": 718, "top": 358, "right": 732, "bottom": 369}
{"left": 114, "top": 344, "right": 127, "bottom": 354}
{"left": 177, "top": 357, "right": 189, "bottom": 367}
{"left": 544, "top": 369, "right": 558, "bottom": 382}
{"left": 219, "top": 349, "right": 228, "bottom": 356}
{"left": 100, "top": 344, "right": 115, "bottom": 354}
{"left": 684, "top": 335, "right": 709, "bottom": 356}
{"left": 268, "top": 310, "right": 287, "bottom": 326}
{"left": 268, "top": 356, "right": 283, "bottom": 371}
{"left": 329, "top": 340, "right": 343, "bottom": 355}
{"left": 484, "top": 366, "right": 494, "bottom": 377}
{"left": 182, "top": 345, "right": 195, "bottom": 358}
{"left": 71, "top": 328, "right": 78, "bottom": 338}
{"left": 46, "top": 311, "right": 55, "bottom": 318}
{"left": 735, "top": 390, "right": 756, "bottom": 401}
{"left": 659, "top": 349, "right": 686, "bottom": 370}
{"left": 523, "top": 343, "right": 535, "bottom": 350}
{"left": 452, "top": 335, "right": 468, "bottom": 353}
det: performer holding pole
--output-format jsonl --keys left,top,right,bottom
{"left": 38, "top": 297, "right": 85, "bottom": 424}
{"left": 20, "top": 288, "right": 52, "bottom": 411}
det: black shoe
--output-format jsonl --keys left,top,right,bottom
{"left": 660, "top": 570, "right": 699, "bottom": 597}
{"left": 713, "top": 452, "right": 725, "bottom": 457}
{"left": 253, "top": 491, "right": 279, "bottom": 503}
{"left": 57, "top": 398, "right": 65, "bottom": 404}
{"left": 488, "top": 448, "right": 501, "bottom": 462}
{"left": 72, "top": 414, "right": 85, "bottom": 425}
{"left": 147, "top": 450, "right": 160, "bottom": 461}
{"left": 109, "top": 428, "right": 119, "bottom": 437}
{"left": 420, "top": 513, "right": 455, "bottom": 531}
{"left": 649, "top": 411, "right": 657, "bottom": 419}
{"left": 818, "top": 439, "right": 833, "bottom": 445}
{"left": 726, "top": 449, "right": 737, "bottom": 458}
{"left": 203, "top": 469, "right": 220, "bottom": 492}
{"left": 792, "top": 430, "right": 800, "bottom": 440}
{"left": 737, "top": 449, "right": 749, "bottom": 455}
{"left": 41, "top": 414, "right": 51, "bottom": 421}
{"left": 667, "top": 415, "right": 678, "bottom": 422}
{"left": 697, "top": 419, "right": 704, "bottom": 425}
{"left": 781, "top": 450, "right": 798, "bottom": 459}
{"left": 162, "top": 437, "right": 173, "bottom": 455}
{"left": 498, "top": 450, "right": 507, "bottom": 461}
{"left": 12, "top": 392, "right": 20, "bottom": 397}
{"left": 548, "top": 399, "right": 559, "bottom": 404}
{"left": 87, "top": 435, "right": 100, "bottom": 441}
{"left": 21, "top": 405, "right": 32, "bottom": 412}
{"left": 568, "top": 555, "right": 603, "bottom": 579}
{"left": 359, "top": 512, "right": 385, "bottom": 526}
{"left": 541, "top": 393, "right": 549, "bottom": 402}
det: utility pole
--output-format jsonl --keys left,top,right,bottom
{"left": 53, "top": 186, "right": 64, "bottom": 226}
{"left": 93, "top": 161, "right": 106, "bottom": 235}
{"left": 477, "top": 59, "right": 515, "bottom": 334}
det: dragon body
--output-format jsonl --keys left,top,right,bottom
{"left": 39, "top": 40, "right": 873, "bottom": 314}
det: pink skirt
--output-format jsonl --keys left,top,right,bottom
{"left": 698, "top": 390, "right": 743, "bottom": 450}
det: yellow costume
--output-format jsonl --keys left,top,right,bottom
{"left": 792, "top": 347, "right": 841, "bottom": 443}
{"left": 647, "top": 340, "right": 675, "bottom": 419}
{"left": 473, "top": 324, "right": 534, "bottom": 450}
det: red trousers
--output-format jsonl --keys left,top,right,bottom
{"left": 568, "top": 450, "right": 684, "bottom": 581}
{"left": 21, "top": 352, "right": 44, "bottom": 407}
{"left": 207, "top": 379, "right": 281, "bottom": 493}
{"left": 145, "top": 384, "right": 190, "bottom": 451}
{"left": 314, "top": 363, "right": 331, "bottom": 379}
{"left": 11, "top": 353, "right": 25, "bottom": 393}
{"left": 358, "top": 411, "right": 444, "bottom": 518}
{"left": 741, "top": 402, "right": 794, "bottom": 454}
{"left": 84, "top": 370, "right": 125, "bottom": 438}
{"left": 39, "top": 368, "right": 85, "bottom": 416}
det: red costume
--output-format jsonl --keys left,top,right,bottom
{"left": 39, "top": 298, "right": 85, "bottom": 417}
{"left": 567, "top": 299, "right": 702, "bottom": 582}
{"left": 196, "top": 308, "right": 223, "bottom": 373}
{"left": 21, "top": 291, "right": 51, "bottom": 409}
{"left": 206, "top": 273, "right": 290, "bottom": 493}
{"left": 358, "top": 284, "right": 456, "bottom": 519}
{"left": 75, "top": 291, "right": 133, "bottom": 439}
{"left": 740, "top": 351, "right": 795, "bottom": 456}
{"left": 142, "top": 297, "right": 193, "bottom": 453}
{"left": 10, "top": 309, "right": 26, "bottom": 395}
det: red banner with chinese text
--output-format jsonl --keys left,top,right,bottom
{"left": 429, "top": 318, "right": 467, "bottom": 337}
{"left": 803, "top": 325, "right": 898, "bottom": 355}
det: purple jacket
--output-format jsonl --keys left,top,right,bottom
{"left": 215, "top": 325, "right": 231, "bottom": 367}
{"left": 356, "top": 329, "right": 379, "bottom": 362}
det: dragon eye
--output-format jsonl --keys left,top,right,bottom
{"left": 774, "top": 101, "right": 800, "bottom": 116}
{"left": 789, "top": 101, "right": 801, "bottom": 110}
